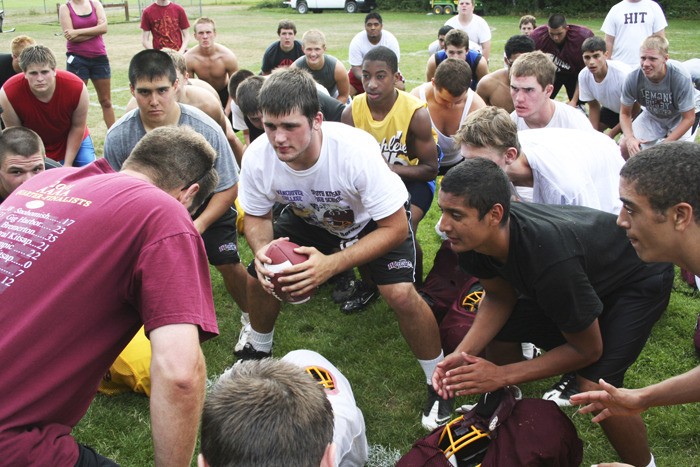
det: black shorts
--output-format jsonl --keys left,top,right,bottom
{"left": 247, "top": 204, "right": 416, "bottom": 285}
{"left": 195, "top": 203, "right": 241, "bottom": 266}
{"left": 75, "top": 444, "right": 119, "bottom": 467}
{"left": 494, "top": 265, "right": 674, "bottom": 387}
{"left": 217, "top": 86, "right": 229, "bottom": 109}
{"left": 600, "top": 107, "right": 620, "bottom": 129}
{"left": 405, "top": 180, "right": 435, "bottom": 214}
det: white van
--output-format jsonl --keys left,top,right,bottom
{"left": 284, "top": 0, "right": 377, "bottom": 14}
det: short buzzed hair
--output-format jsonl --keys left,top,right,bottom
{"left": 547, "top": 13, "right": 567, "bottom": 29}
{"left": 504, "top": 34, "right": 536, "bottom": 59}
{"left": 641, "top": 35, "right": 669, "bottom": 55}
{"left": 363, "top": 45, "right": 398, "bottom": 74}
{"left": 122, "top": 125, "right": 218, "bottom": 209}
{"left": 236, "top": 76, "right": 265, "bottom": 117}
{"left": 18, "top": 45, "right": 56, "bottom": 71}
{"left": 620, "top": 142, "right": 700, "bottom": 222}
{"left": 509, "top": 51, "right": 556, "bottom": 89}
{"left": 193, "top": 17, "right": 216, "bottom": 32}
{"left": 228, "top": 69, "right": 255, "bottom": 103}
{"left": 200, "top": 359, "right": 333, "bottom": 467}
{"left": 301, "top": 29, "right": 326, "bottom": 47}
{"left": 0, "top": 127, "right": 45, "bottom": 165}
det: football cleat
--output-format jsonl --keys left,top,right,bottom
{"left": 422, "top": 384, "right": 454, "bottom": 431}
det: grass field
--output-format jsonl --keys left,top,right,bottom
{"left": 3, "top": 2, "right": 700, "bottom": 465}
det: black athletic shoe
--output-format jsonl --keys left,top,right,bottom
{"left": 234, "top": 343, "right": 271, "bottom": 361}
{"left": 339, "top": 281, "right": 378, "bottom": 314}
{"left": 422, "top": 384, "right": 454, "bottom": 431}
{"left": 331, "top": 271, "right": 358, "bottom": 303}
{"left": 542, "top": 372, "right": 579, "bottom": 407}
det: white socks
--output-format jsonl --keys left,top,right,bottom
{"left": 419, "top": 351, "right": 445, "bottom": 385}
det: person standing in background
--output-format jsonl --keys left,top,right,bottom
{"left": 59, "top": 0, "right": 115, "bottom": 128}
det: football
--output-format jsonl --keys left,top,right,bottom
{"left": 265, "top": 240, "right": 313, "bottom": 304}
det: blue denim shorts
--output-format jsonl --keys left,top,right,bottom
{"left": 66, "top": 53, "right": 111, "bottom": 81}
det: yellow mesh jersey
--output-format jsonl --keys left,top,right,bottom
{"left": 351, "top": 90, "right": 435, "bottom": 166}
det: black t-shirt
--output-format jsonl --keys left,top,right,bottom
{"left": 261, "top": 41, "right": 304, "bottom": 74}
{"left": 0, "top": 53, "right": 16, "bottom": 89}
{"left": 458, "top": 202, "right": 669, "bottom": 333}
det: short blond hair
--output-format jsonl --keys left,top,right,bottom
{"left": 454, "top": 106, "right": 520, "bottom": 155}
{"left": 509, "top": 50, "right": 555, "bottom": 89}
{"left": 193, "top": 17, "right": 216, "bottom": 33}
{"left": 301, "top": 29, "right": 326, "bottom": 47}
{"left": 641, "top": 35, "right": 669, "bottom": 55}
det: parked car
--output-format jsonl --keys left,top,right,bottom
{"left": 284, "top": 0, "right": 377, "bottom": 14}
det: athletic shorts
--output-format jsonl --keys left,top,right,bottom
{"left": 633, "top": 110, "right": 700, "bottom": 144}
{"left": 247, "top": 203, "right": 416, "bottom": 285}
{"left": 57, "top": 134, "right": 96, "bottom": 167}
{"left": 196, "top": 204, "right": 242, "bottom": 266}
{"left": 599, "top": 107, "right": 620, "bottom": 129}
{"left": 66, "top": 53, "right": 111, "bottom": 81}
{"left": 439, "top": 157, "right": 464, "bottom": 176}
{"left": 217, "top": 86, "right": 229, "bottom": 109}
{"left": 405, "top": 180, "right": 435, "bottom": 214}
{"left": 494, "top": 264, "right": 674, "bottom": 387}
{"left": 75, "top": 444, "right": 119, "bottom": 467}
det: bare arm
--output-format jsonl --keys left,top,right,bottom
{"left": 568, "top": 83, "right": 580, "bottom": 107}
{"left": 192, "top": 184, "right": 237, "bottom": 234}
{"left": 0, "top": 90, "right": 21, "bottom": 127}
{"left": 178, "top": 28, "right": 190, "bottom": 54}
{"left": 425, "top": 55, "right": 437, "bottom": 82}
{"left": 480, "top": 40, "right": 492, "bottom": 62}
{"left": 142, "top": 30, "right": 153, "bottom": 49}
{"left": 150, "top": 323, "right": 206, "bottom": 467}
{"left": 588, "top": 99, "right": 602, "bottom": 131}
{"left": 224, "top": 49, "right": 239, "bottom": 77}
{"left": 475, "top": 75, "right": 495, "bottom": 105}
{"left": 664, "top": 108, "right": 696, "bottom": 142}
{"left": 334, "top": 60, "right": 350, "bottom": 104}
{"left": 620, "top": 102, "right": 643, "bottom": 156}
{"left": 573, "top": 366, "right": 700, "bottom": 423}
{"left": 604, "top": 34, "right": 615, "bottom": 59}
{"left": 60, "top": 2, "right": 108, "bottom": 43}
{"left": 391, "top": 107, "right": 438, "bottom": 182}
{"left": 474, "top": 56, "right": 489, "bottom": 84}
{"left": 340, "top": 103, "right": 355, "bottom": 126}
{"left": 350, "top": 65, "right": 362, "bottom": 82}
{"left": 63, "top": 86, "right": 90, "bottom": 166}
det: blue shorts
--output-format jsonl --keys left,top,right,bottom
{"left": 66, "top": 53, "right": 111, "bottom": 81}
{"left": 59, "top": 134, "right": 96, "bottom": 167}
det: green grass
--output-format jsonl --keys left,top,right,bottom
{"left": 3, "top": 4, "right": 700, "bottom": 465}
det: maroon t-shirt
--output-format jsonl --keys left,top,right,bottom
{"left": 531, "top": 24, "right": 594, "bottom": 77}
{"left": 0, "top": 159, "right": 218, "bottom": 464}
{"left": 140, "top": 2, "right": 190, "bottom": 50}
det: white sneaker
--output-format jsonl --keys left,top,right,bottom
{"left": 521, "top": 342, "right": 541, "bottom": 360}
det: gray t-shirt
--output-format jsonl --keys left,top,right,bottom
{"left": 621, "top": 60, "right": 697, "bottom": 125}
{"left": 104, "top": 104, "right": 239, "bottom": 193}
